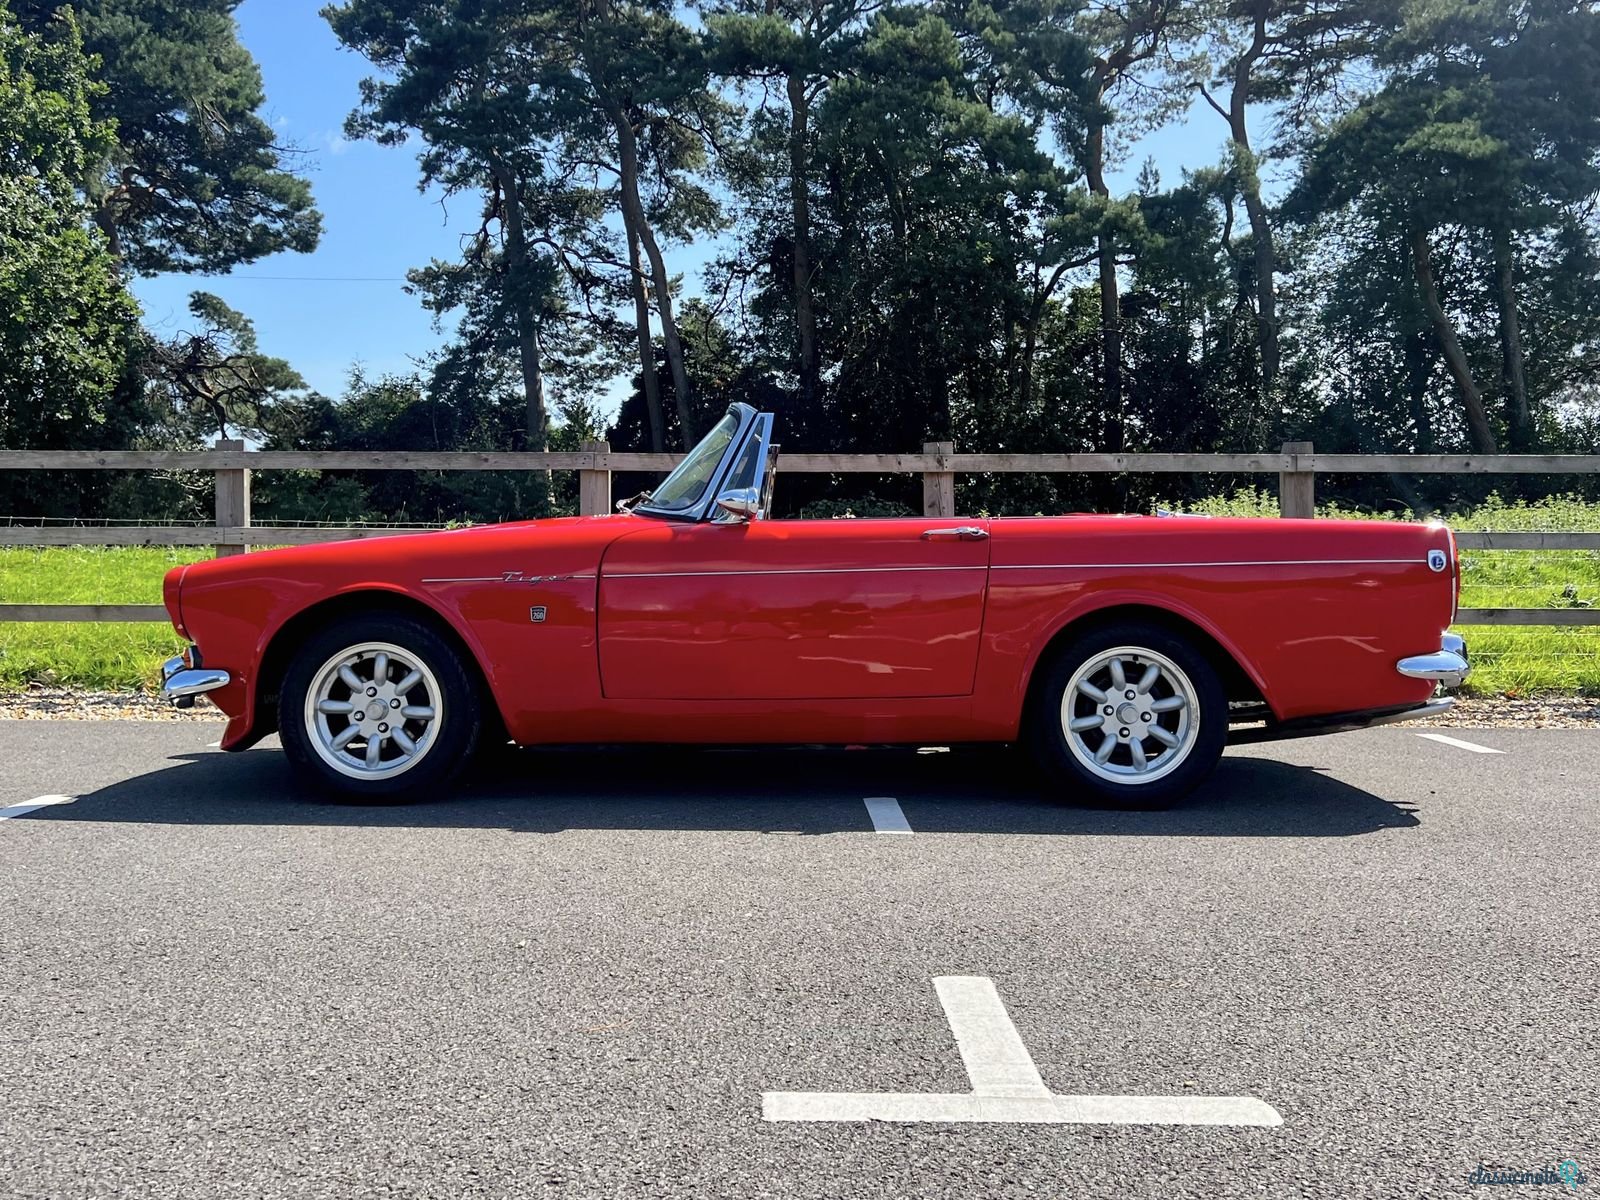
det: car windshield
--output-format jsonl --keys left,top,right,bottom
{"left": 637, "top": 410, "right": 742, "bottom": 515}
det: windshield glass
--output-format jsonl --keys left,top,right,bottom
{"left": 638, "top": 411, "right": 741, "bottom": 514}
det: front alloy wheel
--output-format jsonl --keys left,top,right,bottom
{"left": 305, "top": 642, "right": 443, "bottom": 779}
{"left": 1029, "top": 621, "right": 1226, "bottom": 809}
{"left": 280, "top": 613, "right": 481, "bottom": 802}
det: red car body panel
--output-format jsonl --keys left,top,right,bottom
{"left": 597, "top": 518, "right": 991, "bottom": 700}
{"left": 165, "top": 512, "right": 1455, "bottom": 752}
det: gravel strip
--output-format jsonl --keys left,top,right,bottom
{"left": 0, "top": 688, "right": 224, "bottom": 721}
{"left": 0, "top": 689, "right": 1593, "bottom": 727}
{"left": 1415, "top": 693, "right": 1600, "bottom": 728}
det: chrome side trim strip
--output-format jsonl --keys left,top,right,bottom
{"left": 430, "top": 559, "right": 1419, "bottom": 584}
{"left": 606, "top": 565, "right": 990, "bottom": 580}
{"left": 422, "top": 574, "right": 596, "bottom": 584}
{"left": 992, "top": 559, "right": 1419, "bottom": 570}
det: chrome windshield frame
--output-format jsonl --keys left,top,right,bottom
{"left": 710, "top": 411, "right": 778, "bottom": 523}
{"left": 634, "top": 402, "right": 764, "bottom": 523}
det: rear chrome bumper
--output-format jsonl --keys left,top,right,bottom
{"left": 1396, "top": 632, "right": 1470, "bottom": 688}
{"left": 160, "top": 650, "right": 230, "bottom": 708}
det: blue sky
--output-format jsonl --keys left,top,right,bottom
{"left": 131, "top": 0, "right": 1269, "bottom": 410}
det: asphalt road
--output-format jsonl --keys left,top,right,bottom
{"left": 0, "top": 721, "right": 1595, "bottom": 1199}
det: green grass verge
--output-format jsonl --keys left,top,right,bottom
{"left": 2, "top": 495, "right": 1596, "bottom": 695}
{"left": 0, "top": 547, "right": 205, "bottom": 691}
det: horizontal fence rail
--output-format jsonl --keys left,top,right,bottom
{"left": 6, "top": 449, "right": 1600, "bottom": 473}
{"left": 1, "top": 440, "right": 1597, "bottom": 627}
{"left": 0, "top": 525, "right": 444, "bottom": 547}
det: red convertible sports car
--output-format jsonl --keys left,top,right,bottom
{"left": 160, "top": 402, "right": 1468, "bottom": 808}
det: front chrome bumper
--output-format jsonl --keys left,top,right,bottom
{"left": 160, "top": 650, "right": 230, "bottom": 708}
{"left": 1396, "top": 632, "right": 1470, "bottom": 689}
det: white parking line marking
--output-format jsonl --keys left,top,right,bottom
{"left": 207, "top": 740, "right": 221, "bottom": 748}
{"left": 936, "top": 977, "right": 1049, "bottom": 1097}
{"left": 763, "top": 976, "right": 1282, "bottom": 1127}
{"left": 0, "top": 795, "right": 77, "bottom": 821}
{"left": 1416, "top": 733, "right": 1505, "bottom": 755}
{"left": 863, "top": 797, "right": 912, "bottom": 834}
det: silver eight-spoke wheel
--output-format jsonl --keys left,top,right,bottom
{"left": 1060, "top": 645, "right": 1198, "bottom": 784}
{"left": 304, "top": 641, "right": 443, "bottom": 779}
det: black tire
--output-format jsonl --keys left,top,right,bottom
{"left": 1026, "top": 620, "right": 1227, "bottom": 810}
{"left": 278, "top": 612, "right": 483, "bottom": 803}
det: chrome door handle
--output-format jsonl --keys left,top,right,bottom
{"left": 921, "top": 526, "right": 988, "bottom": 541}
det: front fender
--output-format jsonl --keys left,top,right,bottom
{"left": 179, "top": 576, "right": 502, "bottom": 752}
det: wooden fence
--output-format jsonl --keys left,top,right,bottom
{"left": 1, "top": 440, "right": 1597, "bottom": 626}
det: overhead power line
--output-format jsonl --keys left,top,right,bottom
{"left": 205, "top": 275, "right": 409, "bottom": 283}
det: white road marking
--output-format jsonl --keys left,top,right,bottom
{"left": 0, "top": 795, "right": 76, "bottom": 821}
{"left": 1416, "top": 733, "right": 1505, "bottom": 755}
{"left": 207, "top": 741, "right": 221, "bottom": 748}
{"left": 763, "top": 976, "right": 1282, "bottom": 1127}
{"left": 936, "top": 977, "right": 1048, "bottom": 1097}
{"left": 863, "top": 797, "right": 912, "bottom": 835}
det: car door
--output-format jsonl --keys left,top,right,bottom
{"left": 596, "top": 517, "right": 992, "bottom": 700}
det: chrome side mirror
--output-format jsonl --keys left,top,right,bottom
{"left": 715, "top": 487, "right": 761, "bottom": 522}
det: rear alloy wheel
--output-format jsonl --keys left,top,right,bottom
{"left": 1028, "top": 622, "right": 1226, "bottom": 809}
{"left": 279, "top": 614, "right": 481, "bottom": 802}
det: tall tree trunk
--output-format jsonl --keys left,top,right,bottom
{"left": 628, "top": 224, "right": 666, "bottom": 453}
{"left": 93, "top": 201, "right": 124, "bottom": 262}
{"left": 1018, "top": 259, "right": 1076, "bottom": 410}
{"left": 1238, "top": 181, "right": 1279, "bottom": 387}
{"left": 1411, "top": 228, "right": 1496, "bottom": 453}
{"left": 1404, "top": 329, "right": 1435, "bottom": 452}
{"left": 787, "top": 73, "right": 820, "bottom": 424}
{"left": 486, "top": 152, "right": 547, "bottom": 450}
{"left": 609, "top": 105, "right": 695, "bottom": 446}
{"left": 1212, "top": 1, "right": 1280, "bottom": 390}
{"left": 1085, "top": 114, "right": 1123, "bottom": 450}
{"left": 1019, "top": 318, "right": 1039, "bottom": 413}
{"left": 1492, "top": 226, "right": 1532, "bottom": 450}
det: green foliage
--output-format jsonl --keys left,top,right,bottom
{"left": 142, "top": 291, "right": 309, "bottom": 441}
{"left": 5, "top": 0, "right": 1600, "bottom": 537}
{"left": 797, "top": 495, "right": 917, "bottom": 518}
{"left": 2, "top": 0, "right": 318, "bottom": 519}
{"left": 13, "top": 0, "right": 321, "bottom": 273}
{"left": 0, "top": 4, "right": 143, "bottom": 516}
{"left": 255, "top": 368, "right": 558, "bottom": 525}
{"left": 327, "top": 0, "right": 729, "bottom": 452}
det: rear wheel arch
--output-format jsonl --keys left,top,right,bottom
{"left": 1022, "top": 602, "right": 1269, "bottom": 730}
{"left": 253, "top": 590, "right": 503, "bottom": 743}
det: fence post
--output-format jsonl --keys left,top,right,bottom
{"left": 1279, "top": 440, "right": 1315, "bottom": 519}
{"left": 578, "top": 440, "right": 611, "bottom": 517}
{"left": 214, "top": 438, "right": 250, "bottom": 557}
{"left": 922, "top": 441, "right": 955, "bottom": 518}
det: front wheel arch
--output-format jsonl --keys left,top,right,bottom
{"left": 253, "top": 590, "right": 503, "bottom": 746}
